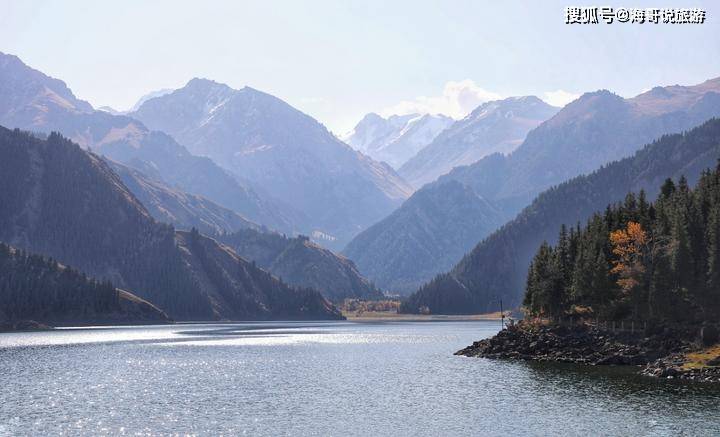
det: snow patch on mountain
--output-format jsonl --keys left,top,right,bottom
{"left": 343, "top": 112, "right": 453, "bottom": 168}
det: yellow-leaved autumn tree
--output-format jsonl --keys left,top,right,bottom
{"left": 610, "top": 221, "right": 648, "bottom": 296}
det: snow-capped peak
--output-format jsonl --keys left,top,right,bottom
{"left": 343, "top": 112, "right": 453, "bottom": 168}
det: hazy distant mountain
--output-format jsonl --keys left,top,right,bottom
{"left": 401, "top": 118, "right": 720, "bottom": 314}
{"left": 0, "top": 127, "right": 342, "bottom": 321}
{"left": 93, "top": 122, "right": 302, "bottom": 233}
{"left": 107, "top": 160, "right": 260, "bottom": 235}
{"left": 129, "top": 88, "right": 173, "bottom": 112}
{"left": 343, "top": 180, "right": 503, "bottom": 294}
{"left": 0, "top": 52, "right": 297, "bottom": 233}
{"left": 0, "top": 242, "right": 169, "bottom": 328}
{"left": 131, "top": 78, "right": 413, "bottom": 248}
{"left": 97, "top": 106, "right": 122, "bottom": 115}
{"left": 94, "top": 89, "right": 174, "bottom": 115}
{"left": 398, "top": 97, "right": 558, "bottom": 188}
{"left": 346, "top": 78, "right": 720, "bottom": 301}
{"left": 442, "top": 81, "right": 720, "bottom": 214}
{"left": 343, "top": 112, "right": 453, "bottom": 169}
{"left": 218, "top": 230, "right": 383, "bottom": 302}
{"left": 0, "top": 52, "right": 93, "bottom": 120}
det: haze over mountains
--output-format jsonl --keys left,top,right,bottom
{"left": 2, "top": 47, "right": 720, "bottom": 326}
{"left": 131, "top": 79, "right": 413, "bottom": 248}
{"left": 343, "top": 112, "right": 453, "bottom": 169}
{"left": 0, "top": 52, "right": 297, "bottom": 234}
{"left": 402, "top": 118, "right": 720, "bottom": 314}
{"left": 398, "top": 96, "right": 558, "bottom": 188}
{"left": 0, "top": 52, "right": 393, "bottom": 322}
{"left": 442, "top": 82, "right": 720, "bottom": 213}
{"left": 107, "top": 159, "right": 259, "bottom": 236}
{"left": 347, "top": 78, "right": 720, "bottom": 296}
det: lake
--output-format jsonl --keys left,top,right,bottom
{"left": 1, "top": 320, "right": 719, "bottom": 436}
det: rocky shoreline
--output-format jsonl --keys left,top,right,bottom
{"left": 456, "top": 322, "right": 720, "bottom": 383}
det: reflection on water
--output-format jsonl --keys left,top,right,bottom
{"left": 1, "top": 321, "right": 719, "bottom": 436}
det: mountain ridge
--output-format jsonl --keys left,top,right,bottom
{"left": 0, "top": 52, "right": 299, "bottom": 234}
{"left": 0, "top": 241, "right": 170, "bottom": 328}
{"left": 0, "top": 127, "right": 342, "bottom": 321}
{"left": 343, "top": 112, "right": 453, "bottom": 169}
{"left": 348, "top": 78, "right": 720, "bottom": 301}
{"left": 107, "top": 159, "right": 260, "bottom": 235}
{"left": 343, "top": 179, "right": 504, "bottom": 294}
{"left": 398, "top": 96, "right": 558, "bottom": 188}
{"left": 131, "top": 78, "right": 413, "bottom": 248}
{"left": 219, "top": 229, "right": 383, "bottom": 302}
{"left": 401, "top": 118, "right": 720, "bottom": 314}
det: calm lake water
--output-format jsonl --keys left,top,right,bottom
{"left": 1, "top": 320, "right": 719, "bottom": 436}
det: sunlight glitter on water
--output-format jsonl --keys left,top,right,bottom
{"left": 3, "top": 321, "right": 720, "bottom": 436}
{"left": 154, "top": 331, "right": 435, "bottom": 347}
{"left": 0, "top": 326, "right": 181, "bottom": 349}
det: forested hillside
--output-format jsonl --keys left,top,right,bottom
{"left": 524, "top": 163, "right": 720, "bottom": 322}
{"left": 0, "top": 127, "right": 342, "bottom": 321}
{"left": 401, "top": 118, "right": 720, "bottom": 314}
{"left": 343, "top": 180, "right": 503, "bottom": 294}
{"left": 218, "top": 229, "right": 383, "bottom": 302}
{"left": 108, "top": 160, "right": 259, "bottom": 235}
{"left": 0, "top": 242, "right": 169, "bottom": 326}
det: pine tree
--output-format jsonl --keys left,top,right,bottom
{"left": 523, "top": 164, "right": 720, "bottom": 323}
{"left": 707, "top": 204, "right": 720, "bottom": 311}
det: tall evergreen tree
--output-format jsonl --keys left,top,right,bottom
{"left": 524, "top": 165, "right": 720, "bottom": 322}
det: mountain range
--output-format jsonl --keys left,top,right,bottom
{"left": 131, "top": 79, "right": 413, "bottom": 248}
{"left": 401, "top": 118, "right": 720, "bottom": 314}
{"left": 3, "top": 48, "right": 720, "bottom": 322}
{"left": 0, "top": 127, "right": 341, "bottom": 320}
{"left": 346, "top": 79, "right": 720, "bottom": 297}
{"left": 0, "top": 52, "right": 299, "bottom": 234}
{"left": 398, "top": 96, "right": 559, "bottom": 188}
{"left": 442, "top": 82, "right": 720, "bottom": 212}
{"left": 342, "top": 112, "right": 453, "bottom": 169}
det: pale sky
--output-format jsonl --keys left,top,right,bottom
{"left": 1, "top": 0, "right": 718, "bottom": 133}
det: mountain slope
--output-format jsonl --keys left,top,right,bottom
{"left": 0, "top": 242, "right": 169, "bottom": 328}
{"left": 347, "top": 79, "right": 720, "bottom": 299}
{"left": 0, "top": 52, "right": 297, "bottom": 233}
{"left": 441, "top": 81, "right": 720, "bottom": 213}
{"left": 401, "top": 118, "right": 720, "bottom": 314}
{"left": 218, "top": 230, "right": 383, "bottom": 302}
{"left": 343, "top": 180, "right": 504, "bottom": 294}
{"left": 107, "top": 160, "right": 259, "bottom": 235}
{"left": 131, "top": 78, "right": 413, "bottom": 248}
{"left": 0, "top": 51, "right": 93, "bottom": 121}
{"left": 129, "top": 88, "right": 173, "bottom": 112}
{"left": 343, "top": 112, "right": 453, "bottom": 169}
{"left": 0, "top": 127, "right": 341, "bottom": 320}
{"left": 399, "top": 97, "right": 558, "bottom": 188}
